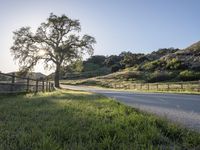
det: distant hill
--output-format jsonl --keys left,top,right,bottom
{"left": 27, "top": 72, "right": 47, "bottom": 79}
{"left": 7, "top": 72, "right": 46, "bottom": 80}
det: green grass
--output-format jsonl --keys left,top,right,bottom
{"left": 0, "top": 90, "right": 200, "bottom": 150}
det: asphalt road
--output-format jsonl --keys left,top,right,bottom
{"left": 61, "top": 84, "right": 200, "bottom": 131}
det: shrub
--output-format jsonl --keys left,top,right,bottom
{"left": 83, "top": 63, "right": 100, "bottom": 72}
{"left": 179, "top": 70, "right": 200, "bottom": 81}
{"left": 146, "top": 71, "right": 175, "bottom": 82}
{"left": 111, "top": 64, "right": 121, "bottom": 72}
{"left": 166, "top": 58, "right": 188, "bottom": 70}
{"left": 142, "top": 60, "right": 164, "bottom": 71}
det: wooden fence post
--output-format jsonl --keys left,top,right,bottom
{"left": 42, "top": 80, "right": 45, "bottom": 92}
{"left": 147, "top": 84, "right": 149, "bottom": 90}
{"left": 35, "top": 80, "right": 38, "bottom": 93}
{"left": 26, "top": 78, "right": 30, "bottom": 92}
{"left": 49, "top": 82, "right": 51, "bottom": 92}
{"left": 11, "top": 73, "right": 15, "bottom": 92}
{"left": 51, "top": 83, "right": 54, "bottom": 91}
{"left": 46, "top": 80, "right": 48, "bottom": 91}
{"left": 156, "top": 84, "right": 158, "bottom": 91}
{"left": 167, "top": 84, "right": 169, "bottom": 91}
{"left": 180, "top": 83, "right": 183, "bottom": 90}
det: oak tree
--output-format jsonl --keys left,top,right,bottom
{"left": 11, "top": 13, "right": 96, "bottom": 87}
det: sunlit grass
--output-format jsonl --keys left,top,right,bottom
{"left": 0, "top": 90, "right": 199, "bottom": 149}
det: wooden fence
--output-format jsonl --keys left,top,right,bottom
{"left": 102, "top": 81, "right": 200, "bottom": 92}
{"left": 0, "top": 72, "right": 54, "bottom": 93}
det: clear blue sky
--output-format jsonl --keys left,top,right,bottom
{"left": 0, "top": 0, "right": 200, "bottom": 74}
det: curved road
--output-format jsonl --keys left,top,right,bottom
{"left": 61, "top": 85, "right": 200, "bottom": 131}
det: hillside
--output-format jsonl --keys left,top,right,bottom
{"left": 63, "top": 41, "right": 200, "bottom": 83}
{"left": 160, "top": 41, "right": 200, "bottom": 70}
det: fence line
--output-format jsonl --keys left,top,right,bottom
{"left": 105, "top": 81, "right": 200, "bottom": 92}
{"left": 0, "top": 72, "right": 54, "bottom": 93}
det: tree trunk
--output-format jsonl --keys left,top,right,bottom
{"left": 54, "top": 64, "right": 60, "bottom": 88}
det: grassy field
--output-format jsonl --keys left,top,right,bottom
{"left": 0, "top": 90, "right": 200, "bottom": 150}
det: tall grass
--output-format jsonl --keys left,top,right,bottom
{"left": 0, "top": 90, "right": 199, "bottom": 149}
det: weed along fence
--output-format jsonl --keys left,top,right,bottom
{"left": 0, "top": 72, "right": 54, "bottom": 93}
{"left": 105, "top": 81, "right": 200, "bottom": 92}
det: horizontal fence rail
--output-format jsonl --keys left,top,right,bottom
{"left": 0, "top": 72, "right": 54, "bottom": 93}
{"left": 100, "top": 81, "right": 200, "bottom": 92}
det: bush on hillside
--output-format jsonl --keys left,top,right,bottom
{"left": 141, "top": 60, "right": 165, "bottom": 71}
{"left": 83, "top": 63, "right": 100, "bottom": 72}
{"left": 119, "top": 51, "right": 145, "bottom": 68}
{"left": 111, "top": 64, "right": 121, "bottom": 72}
{"left": 146, "top": 71, "right": 175, "bottom": 82}
{"left": 104, "top": 55, "right": 122, "bottom": 67}
{"left": 85, "top": 55, "right": 106, "bottom": 67}
{"left": 166, "top": 58, "right": 188, "bottom": 70}
{"left": 179, "top": 70, "right": 200, "bottom": 81}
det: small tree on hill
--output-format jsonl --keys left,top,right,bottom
{"left": 11, "top": 13, "right": 96, "bottom": 87}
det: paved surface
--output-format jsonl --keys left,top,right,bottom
{"left": 61, "top": 85, "right": 200, "bottom": 131}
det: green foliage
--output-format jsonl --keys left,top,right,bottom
{"left": 141, "top": 58, "right": 188, "bottom": 72}
{"left": 145, "top": 48, "right": 179, "bottom": 61}
{"left": 85, "top": 55, "right": 106, "bottom": 67}
{"left": 166, "top": 58, "right": 187, "bottom": 70}
{"left": 0, "top": 90, "right": 199, "bottom": 149}
{"left": 104, "top": 55, "right": 122, "bottom": 67}
{"left": 179, "top": 70, "right": 200, "bottom": 81}
{"left": 153, "top": 48, "right": 178, "bottom": 55}
{"left": 119, "top": 51, "right": 144, "bottom": 68}
{"left": 146, "top": 71, "right": 175, "bottom": 82}
{"left": 72, "top": 60, "right": 84, "bottom": 72}
{"left": 142, "top": 60, "right": 165, "bottom": 71}
{"left": 83, "top": 63, "right": 100, "bottom": 72}
{"left": 64, "top": 60, "right": 84, "bottom": 73}
{"left": 111, "top": 64, "right": 121, "bottom": 72}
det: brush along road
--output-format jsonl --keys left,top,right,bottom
{"left": 61, "top": 84, "right": 200, "bottom": 131}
